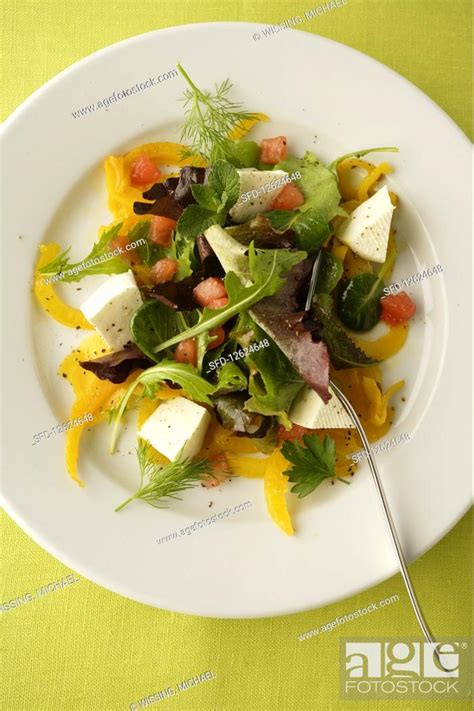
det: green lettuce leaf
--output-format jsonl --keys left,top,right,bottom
{"left": 244, "top": 326, "right": 304, "bottom": 426}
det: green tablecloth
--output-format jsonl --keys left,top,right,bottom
{"left": 1, "top": 1, "right": 472, "bottom": 709}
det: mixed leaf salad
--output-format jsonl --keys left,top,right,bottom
{"left": 34, "top": 65, "right": 416, "bottom": 534}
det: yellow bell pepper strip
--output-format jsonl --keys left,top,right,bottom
{"left": 352, "top": 323, "right": 408, "bottom": 360}
{"left": 357, "top": 162, "right": 392, "bottom": 201}
{"left": 34, "top": 244, "right": 93, "bottom": 330}
{"left": 60, "top": 334, "right": 138, "bottom": 485}
{"left": 337, "top": 158, "right": 376, "bottom": 201}
{"left": 263, "top": 449, "right": 294, "bottom": 535}
{"left": 227, "top": 454, "right": 268, "bottom": 479}
{"left": 362, "top": 377, "right": 405, "bottom": 427}
{"left": 104, "top": 142, "right": 205, "bottom": 220}
{"left": 228, "top": 113, "right": 269, "bottom": 141}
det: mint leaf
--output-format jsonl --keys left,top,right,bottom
{"left": 176, "top": 160, "right": 240, "bottom": 240}
{"left": 281, "top": 433, "right": 339, "bottom": 498}
{"left": 191, "top": 184, "right": 221, "bottom": 211}
{"left": 176, "top": 204, "right": 224, "bottom": 240}
{"left": 207, "top": 159, "right": 240, "bottom": 210}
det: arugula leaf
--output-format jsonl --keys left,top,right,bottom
{"left": 176, "top": 159, "right": 240, "bottom": 240}
{"left": 327, "top": 147, "right": 399, "bottom": 174}
{"left": 337, "top": 273, "right": 385, "bottom": 331}
{"left": 153, "top": 244, "right": 307, "bottom": 354}
{"left": 39, "top": 223, "right": 128, "bottom": 282}
{"left": 312, "top": 294, "right": 378, "bottom": 368}
{"left": 315, "top": 251, "right": 344, "bottom": 294}
{"left": 130, "top": 300, "right": 186, "bottom": 362}
{"left": 245, "top": 327, "right": 304, "bottom": 425}
{"left": 115, "top": 440, "right": 213, "bottom": 511}
{"left": 110, "top": 360, "right": 215, "bottom": 453}
{"left": 207, "top": 159, "right": 240, "bottom": 209}
{"left": 281, "top": 433, "right": 344, "bottom": 498}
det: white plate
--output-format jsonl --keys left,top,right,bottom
{"left": 1, "top": 23, "right": 471, "bottom": 618}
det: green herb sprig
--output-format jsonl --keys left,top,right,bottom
{"left": 115, "top": 441, "right": 213, "bottom": 511}
{"left": 177, "top": 63, "right": 258, "bottom": 162}
{"left": 281, "top": 433, "right": 349, "bottom": 498}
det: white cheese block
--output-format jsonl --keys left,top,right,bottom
{"left": 80, "top": 270, "right": 142, "bottom": 350}
{"left": 336, "top": 185, "right": 395, "bottom": 263}
{"left": 138, "top": 396, "right": 211, "bottom": 461}
{"left": 204, "top": 224, "right": 251, "bottom": 284}
{"left": 229, "top": 169, "right": 288, "bottom": 223}
{"left": 289, "top": 386, "right": 355, "bottom": 429}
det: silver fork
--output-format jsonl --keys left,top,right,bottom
{"left": 305, "top": 254, "right": 444, "bottom": 659}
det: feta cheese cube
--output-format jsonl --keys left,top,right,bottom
{"left": 229, "top": 169, "right": 288, "bottom": 223}
{"left": 336, "top": 185, "right": 395, "bottom": 263}
{"left": 138, "top": 396, "right": 211, "bottom": 461}
{"left": 80, "top": 270, "right": 142, "bottom": 350}
{"left": 289, "top": 386, "right": 355, "bottom": 429}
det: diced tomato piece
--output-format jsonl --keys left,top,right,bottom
{"left": 271, "top": 183, "right": 305, "bottom": 211}
{"left": 174, "top": 338, "right": 197, "bottom": 366}
{"left": 130, "top": 154, "right": 161, "bottom": 186}
{"left": 201, "top": 454, "right": 229, "bottom": 488}
{"left": 207, "top": 327, "right": 226, "bottom": 350}
{"left": 277, "top": 424, "right": 313, "bottom": 442}
{"left": 260, "top": 136, "right": 288, "bottom": 164}
{"left": 380, "top": 292, "right": 416, "bottom": 325}
{"left": 149, "top": 215, "right": 176, "bottom": 246}
{"left": 109, "top": 233, "right": 139, "bottom": 265}
{"left": 193, "top": 277, "right": 228, "bottom": 307}
{"left": 206, "top": 297, "right": 229, "bottom": 310}
{"left": 151, "top": 258, "right": 178, "bottom": 284}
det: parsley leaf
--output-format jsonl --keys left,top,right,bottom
{"left": 281, "top": 433, "right": 342, "bottom": 498}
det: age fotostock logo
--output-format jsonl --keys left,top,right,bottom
{"left": 340, "top": 639, "right": 471, "bottom": 699}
